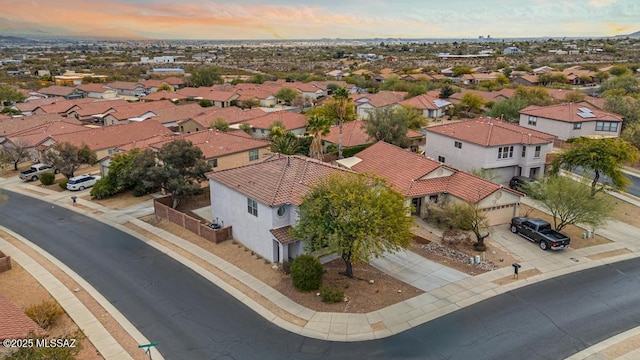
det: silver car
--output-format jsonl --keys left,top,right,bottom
{"left": 66, "top": 174, "right": 100, "bottom": 191}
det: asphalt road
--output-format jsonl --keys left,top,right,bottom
{"left": 571, "top": 166, "right": 640, "bottom": 198}
{"left": 2, "top": 190, "right": 640, "bottom": 360}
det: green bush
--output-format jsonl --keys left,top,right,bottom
{"left": 320, "top": 286, "right": 344, "bottom": 303}
{"left": 39, "top": 172, "right": 55, "bottom": 185}
{"left": 290, "top": 255, "right": 323, "bottom": 291}
{"left": 59, "top": 179, "right": 68, "bottom": 190}
{"left": 25, "top": 301, "right": 64, "bottom": 329}
{"left": 90, "top": 178, "right": 116, "bottom": 199}
{"left": 5, "top": 331, "right": 81, "bottom": 360}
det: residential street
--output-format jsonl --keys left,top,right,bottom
{"left": 3, "top": 189, "right": 640, "bottom": 360}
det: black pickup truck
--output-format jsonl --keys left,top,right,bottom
{"left": 510, "top": 217, "right": 571, "bottom": 250}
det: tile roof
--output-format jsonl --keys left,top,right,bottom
{"left": 14, "top": 97, "right": 60, "bottom": 112}
{"left": 35, "top": 98, "right": 94, "bottom": 114}
{"left": 47, "top": 119, "right": 172, "bottom": 151}
{"left": 192, "top": 107, "right": 266, "bottom": 126}
{"left": 448, "top": 89, "right": 512, "bottom": 103}
{"left": 426, "top": 117, "right": 556, "bottom": 146}
{"left": 5, "top": 120, "right": 86, "bottom": 147}
{"left": 399, "top": 94, "right": 451, "bottom": 110}
{"left": 107, "top": 100, "right": 175, "bottom": 120}
{"left": 545, "top": 88, "right": 585, "bottom": 101}
{"left": 71, "top": 99, "right": 128, "bottom": 117}
{"left": 150, "top": 129, "right": 269, "bottom": 158}
{"left": 207, "top": 154, "right": 353, "bottom": 206}
{"left": 116, "top": 134, "right": 174, "bottom": 152}
{"left": 149, "top": 103, "right": 206, "bottom": 124}
{"left": 0, "top": 113, "right": 68, "bottom": 136}
{"left": 350, "top": 141, "right": 518, "bottom": 203}
{"left": 75, "top": 83, "right": 114, "bottom": 93}
{"left": 270, "top": 226, "right": 296, "bottom": 244}
{"left": 322, "top": 120, "right": 423, "bottom": 147}
{"left": 0, "top": 294, "right": 47, "bottom": 340}
{"left": 352, "top": 91, "right": 407, "bottom": 108}
{"left": 106, "top": 81, "right": 142, "bottom": 90}
{"left": 36, "top": 85, "right": 76, "bottom": 97}
{"left": 142, "top": 90, "right": 177, "bottom": 102}
{"left": 245, "top": 111, "right": 307, "bottom": 130}
{"left": 520, "top": 103, "right": 623, "bottom": 123}
{"left": 162, "top": 76, "right": 185, "bottom": 85}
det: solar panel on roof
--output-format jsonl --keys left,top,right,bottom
{"left": 433, "top": 99, "right": 451, "bottom": 107}
{"left": 578, "top": 107, "right": 592, "bottom": 113}
{"left": 577, "top": 112, "right": 596, "bottom": 118}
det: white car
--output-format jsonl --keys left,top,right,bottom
{"left": 66, "top": 174, "right": 100, "bottom": 191}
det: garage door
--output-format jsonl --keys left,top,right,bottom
{"left": 483, "top": 203, "right": 517, "bottom": 225}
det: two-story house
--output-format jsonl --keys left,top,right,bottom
{"left": 397, "top": 94, "right": 451, "bottom": 119}
{"left": 425, "top": 118, "right": 556, "bottom": 184}
{"left": 518, "top": 103, "right": 623, "bottom": 144}
{"left": 207, "top": 155, "right": 353, "bottom": 263}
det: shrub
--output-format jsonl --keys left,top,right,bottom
{"left": 290, "top": 255, "right": 323, "bottom": 291}
{"left": 90, "top": 178, "right": 116, "bottom": 199}
{"left": 39, "top": 172, "right": 55, "bottom": 185}
{"left": 59, "top": 179, "right": 68, "bottom": 190}
{"left": 5, "top": 331, "right": 81, "bottom": 359}
{"left": 320, "top": 286, "right": 344, "bottom": 303}
{"left": 25, "top": 301, "right": 64, "bottom": 329}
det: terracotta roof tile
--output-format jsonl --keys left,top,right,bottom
{"left": 36, "top": 98, "right": 94, "bottom": 114}
{"left": 71, "top": 99, "right": 128, "bottom": 117}
{"left": 192, "top": 107, "right": 266, "bottom": 126}
{"left": 76, "top": 83, "right": 113, "bottom": 93}
{"left": 0, "top": 294, "right": 47, "bottom": 340}
{"left": 36, "top": 85, "right": 76, "bottom": 97}
{"left": 0, "top": 113, "right": 69, "bottom": 136}
{"left": 207, "top": 155, "right": 353, "bottom": 206}
{"left": 322, "top": 120, "right": 423, "bottom": 147}
{"left": 149, "top": 103, "right": 206, "bottom": 124}
{"left": 108, "top": 100, "right": 175, "bottom": 120}
{"left": 106, "top": 81, "right": 142, "bottom": 90}
{"left": 47, "top": 119, "right": 172, "bottom": 151}
{"left": 245, "top": 111, "right": 307, "bottom": 130}
{"left": 270, "top": 226, "right": 296, "bottom": 244}
{"left": 15, "top": 98, "right": 60, "bottom": 112}
{"left": 5, "top": 120, "right": 87, "bottom": 147}
{"left": 142, "top": 91, "right": 177, "bottom": 102}
{"left": 426, "top": 117, "right": 556, "bottom": 146}
{"left": 351, "top": 141, "right": 517, "bottom": 203}
{"left": 150, "top": 129, "right": 269, "bottom": 158}
{"left": 399, "top": 94, "right": 451, "bottom": 110}
{"left": 352, "top": 91, "right": 407, "bottom": 108}
{"left": 519, "top": 103, "right": 623, "bottom": 123}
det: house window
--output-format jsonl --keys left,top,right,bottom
{"left": 261, "top": 129, "right": 265, "bottom": 134}
{"left": 573, "top": 122, "right": 582, "bottom": 130}
{"left": 429, "top": 195, "right": 439, "bottom": 203}
{"left": 277, "top": 206, "right": 286, "bottom": 217}
{"left": 107, "top": 149, "right": 114, "bottom": 155}
{"left": 249, "top": 149, "right": 259, "bottom": 161}
{"left": 498, "top": 146, "right": 514, "bottom": 159}
{"left": 534, "top": 145, "right": 541, "bottom": 158}
{"left": 595, "top": 121, "right": 619, "bottom": 132}
{"left": 208, "top": 158, "right": 218, "bottom": 168}
{"left": 454, "top": 141, "right": 462, "bottom": 149}
{"left": 521, "top": 146, "right": 526, "bottom": 158}
{"left": 247, "top": 198, "right": 258, "bottom": 217}
{"left": 438, "top": 156, "right": 445, "bottom": 163}
{"left": 528, "top": 116, "right": 537, "bottom": 126}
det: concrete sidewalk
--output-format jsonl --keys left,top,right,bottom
{"left": 3, "top": 176, "right": 640, "bottom": 356}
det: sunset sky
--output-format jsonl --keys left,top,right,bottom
{"left": 1, "top": 0, "right": 639, "bottom": 40}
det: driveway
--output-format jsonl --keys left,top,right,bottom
{"left": 370, "top": 249, "right": 469, "bottom": 291}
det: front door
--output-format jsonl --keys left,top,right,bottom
{"left": 273, "top": 240, "right": 280, "bottom": 263}
{"left": 411, "top": 197, "right": 422, "bottom": 215}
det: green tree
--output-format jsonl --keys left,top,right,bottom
{"left": 157, "top": 83, "right": 174, "bottom": 92}
{"left": 333, "top": 87, "right": 352, "bottom": 159}
{"left": 364, "top": 107, "right": 415, "bottom": 148}
{"left": 609, "top": 64, "right": 632, "bottom": 77}
{"left": 563, "top": 91, "right": 586, "bottom": 103}
{"left": 452, "top": 65, "right": 473, "bottom": 77}
{"left": 270, "top": 132, "right": 301, "bottom": 155}
{"left": 530, "top": 175, "right": 613, "bottom": 231}
{"left": 292, "top": 174, "right": 413, "bottom": 278}
{"left": 552, "top": 137, "right": 640, "bottom": 196}
{"left": 190, "top": 65, "right": 222, "bottom": 87}
{"left": 486, "top": 97, "right": 530, "bottom": 122}
{"left": 514, "top": 86, "right": 553, "bottom": 106}
{"left": 43, "top": 142, "right": 97, "bottom": 179}
{"left": 276, "top": 88, "right": 299, "bottom": 106}
{"left": 239, "top": 122, "right": 252, "bottom": 135}
{"left": 600, "top": 75, "right": 640, "bottom": 96}
{"left": 460, "top": 93, "right": 485, "bottom": 116}
{"left": 396, "top": 105, "right": 427, "bottom": 130}
{"left": 210, "top": 118, "right": 230, "bottom": 132}
{"left": 621, "top": 122, "right": 640, "bottom": 149}
{"left": 445, "top": 202, "right": 490, "bottom": 249}
{"left": 306, "top": 114, "right": 331, "bottom": 160}
{"left": 0, "top": 84, "right": 26, "bottom": 104}
{"left": 604, "top": 95, "right": 640, "bottom": 127}
{"left": 439, "top": 84, "right": 455, "bottom": 99}
{"left": 146, "top": 139, "right": 211, "bottom": 208}
{"left": 266, "top": 120, "right": 287, "bottom": 142}
{"left": 538, "top": 72, "right": 569, "bottom": 85}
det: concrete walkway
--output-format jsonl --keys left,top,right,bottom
{"left": 3, "top": 175, "right": 640, "bottom": 356}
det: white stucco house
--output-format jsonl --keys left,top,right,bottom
{"left": 518, "top": 103, "right": 623, "bottom": 142}
{"left": 207, "top": 155, "right": 353, "bottom": 263}
{"left": 338, "top": 141, "right": 523, "bottom": 225}
{"left": 425, "top": 117, "right": 557, "bottom": 183}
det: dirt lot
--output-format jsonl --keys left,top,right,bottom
{"left": 520, "top": 204, "right": 612, "bottom": 249}
{"left": 134, "top": 216, "right": 423, "bottom": 314}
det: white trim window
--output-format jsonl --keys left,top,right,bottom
{"left": 534, "top": 145, "right": 541, "bottom": 158}
{"left": 498, "top": 146, "right": 514, "bottom": 159}
{"left": 247, "top": 198, "right": 258, "bottom": 217}
{"left": 528, "top": 116, "right": 537, "bottom": 126}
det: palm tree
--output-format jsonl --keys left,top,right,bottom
{"left": 270, "top": 133, "right": 301, "bottom": 155}
{"left": 306, "top": 114, "right": 331, "bottom": 160}
{"left": 333, "top": 87, "right": 351, "bottom": 159}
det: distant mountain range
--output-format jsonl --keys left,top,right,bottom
{"left": 616, "top": 31, "right": 640, "bottom": 38}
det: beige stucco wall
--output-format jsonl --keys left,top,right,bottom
{"left": 210, "top": 147, "right": 271, "bottom": 171}
{"left": 179, "top": 119, "right": 207, "bottom": 134}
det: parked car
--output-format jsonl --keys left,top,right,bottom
{"left": 510, "top": 217, "right": 571, "bottom": 250}
{"left": 19, "top": 163, "right": 59, "bottom": 181}
{"left": 509, "top": 176, "right": 539, "bottom": 191}
{"left": 66, "top": 174, "right": 100, "bottom": 191}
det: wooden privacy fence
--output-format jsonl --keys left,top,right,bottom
{"left": 153, "top": 196, "right": 232, "bottom": 244}
{"left": 0, "top": 250, "right": 11, "bottom": 273}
